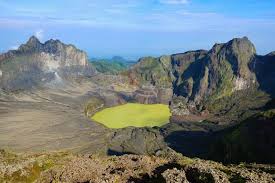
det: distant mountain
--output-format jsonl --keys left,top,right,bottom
{"left": 90, "top": 56, "right": 136, "bottom": 65}
{"left": 90, "top": 60, "right": 128, "bottom": 74}
{"left": 110, "top": 56, "right": 127, "bottom": 62}
{"left": 89, "top": 56, "right": 135, "bottom": 74}
{"left": 0, "top": 36, "right": 96, "bottom": 90}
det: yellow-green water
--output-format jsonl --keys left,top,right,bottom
{"left": 91, "top": 103, "right": 171, "bottom": 128}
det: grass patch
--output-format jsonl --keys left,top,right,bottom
{"left": 91, "top": 103, "right": 171, "bottom": 128}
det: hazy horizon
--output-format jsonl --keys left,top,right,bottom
{"left": 1, "top": 0, "right": 275, "bottom": 59}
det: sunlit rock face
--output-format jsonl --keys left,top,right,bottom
{"left": 0, "top": 36, "right": 96, "bottom": 90}
{"left": 234, "top": 77, "right": 250, "bottom": 91}
{"left": 7, "top": 36, "right": 90, "bottom": 70}
{"left": 169, "top": 37, "right": 259, "bottom": 115}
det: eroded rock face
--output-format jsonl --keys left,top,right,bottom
{"left": 170, "top": 37, "right": 258, "bottom": 115}
{"left": 133, "top": 86, "right": 159, "bottom": 104}
{"left": 0, "top": 36, "right": 96, "bottom": 90}
{"left": 133, "top": 86, "right": 173, "bottom": 104}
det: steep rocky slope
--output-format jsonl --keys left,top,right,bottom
{"left": 0, "top": 36, "right": 96, "bottom": 90}
{"left": 127, "top": 37, "right": 274, "bottom": 118}
{"left": 126, "top": 56, "right": 174, "bottom": 88}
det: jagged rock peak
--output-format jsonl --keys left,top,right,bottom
{"left": 26, "top": 35, "right": 41, "bottom": 45}
{"left": 229, "top": 36, "right": 256, "bottom": 52}
{"left": 0, "top": 36, "right": 90, "bottom": 67}
{"left": 17, "top": 35, "right": 42, "bottom": 53}
{"left": 11, "top": 36, "right": 85, "bottom": 55}
{"left": 210, "top": 37, "right": 256, "bottom": 55}
{"left": 44, "top": 38, "right": 63, "bottom": 46}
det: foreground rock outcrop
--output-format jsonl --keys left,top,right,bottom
{"left": 1, "top": 150, "right": 274, "bottom": 183}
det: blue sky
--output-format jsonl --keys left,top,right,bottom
{"left": 0, "top": 0, "right": 275, "bottom": 59}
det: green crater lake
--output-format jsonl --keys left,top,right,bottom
{"left": 91, "top": 103, "right": 171, "bottom": 129}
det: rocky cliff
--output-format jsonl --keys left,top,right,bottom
{"left": 0, "top": 36, "right": 96, "bottom": 90}
{"left": 127, "top": 37, "right": 275, "bottom": 116}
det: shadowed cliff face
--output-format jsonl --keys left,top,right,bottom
{"left": 0, "top": 36, "right": 96, "bottom": 90}
{"left": 252, "top": 53, "right": 275, "bottom": 97}
{"left": 210, "top": 108, "right": 275, "bottom": 164}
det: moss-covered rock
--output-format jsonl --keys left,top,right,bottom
{"left": 0, "top": 150, "right": 70, "bottom": 183}
{"left": 126, "top": 56, "right": 174, "bottom": 88}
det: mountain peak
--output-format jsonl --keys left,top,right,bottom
{"left": 26, "top": 36, "right": 41, "bottom": 45}
{"left": 210, "top": 36, "right": 256, "bottom": 56}
{"left": 230, "top": 36, "right": 252, "bottom": 45}
{"left": 231, "top": 37, "right": 257, "bottom": 58}
{"left": 17, "top": 36, "right": 42, "bottom": 53}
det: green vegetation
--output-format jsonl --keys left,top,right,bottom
{"left": 261, "top": 109, "right": 275, "bottom": 119}
{"left": 91, "top": 103, "right": 171, "bottom": 128}
{"left": 0, "top": 150, "right": 70, "bottom": 183}
{"left": 127, "top": 56, "right": 173, "bottom": 87}
{"left": 90, "top": 60, "right": 128, "bottom": 74}
{"left": 208, "top": 59, "right": 235, "bottom": 101}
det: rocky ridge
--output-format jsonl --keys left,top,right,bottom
{"left": 127, "top": 37, "right": 275, "bottom": 117}
{"left": 0, "top": 36, "right": 96, "bottom": 90}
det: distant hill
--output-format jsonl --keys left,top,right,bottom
{"left": 90, "top": 56, "right": 136, "bottom": 65}
{"left": 90, "top": 60, "right": 128, "bottom": 74}
{"left": 89, "top": 56, "right": 135, "bottom": 74}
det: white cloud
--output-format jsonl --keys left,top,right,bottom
{"left": 160, "top": 0, "right": 189, "bottom": 5}
{"left": 35, "top": 29, "right": 44, "bottom": 40}
{"left": 10, "top": 45, "right": 19, "bottom": 50}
